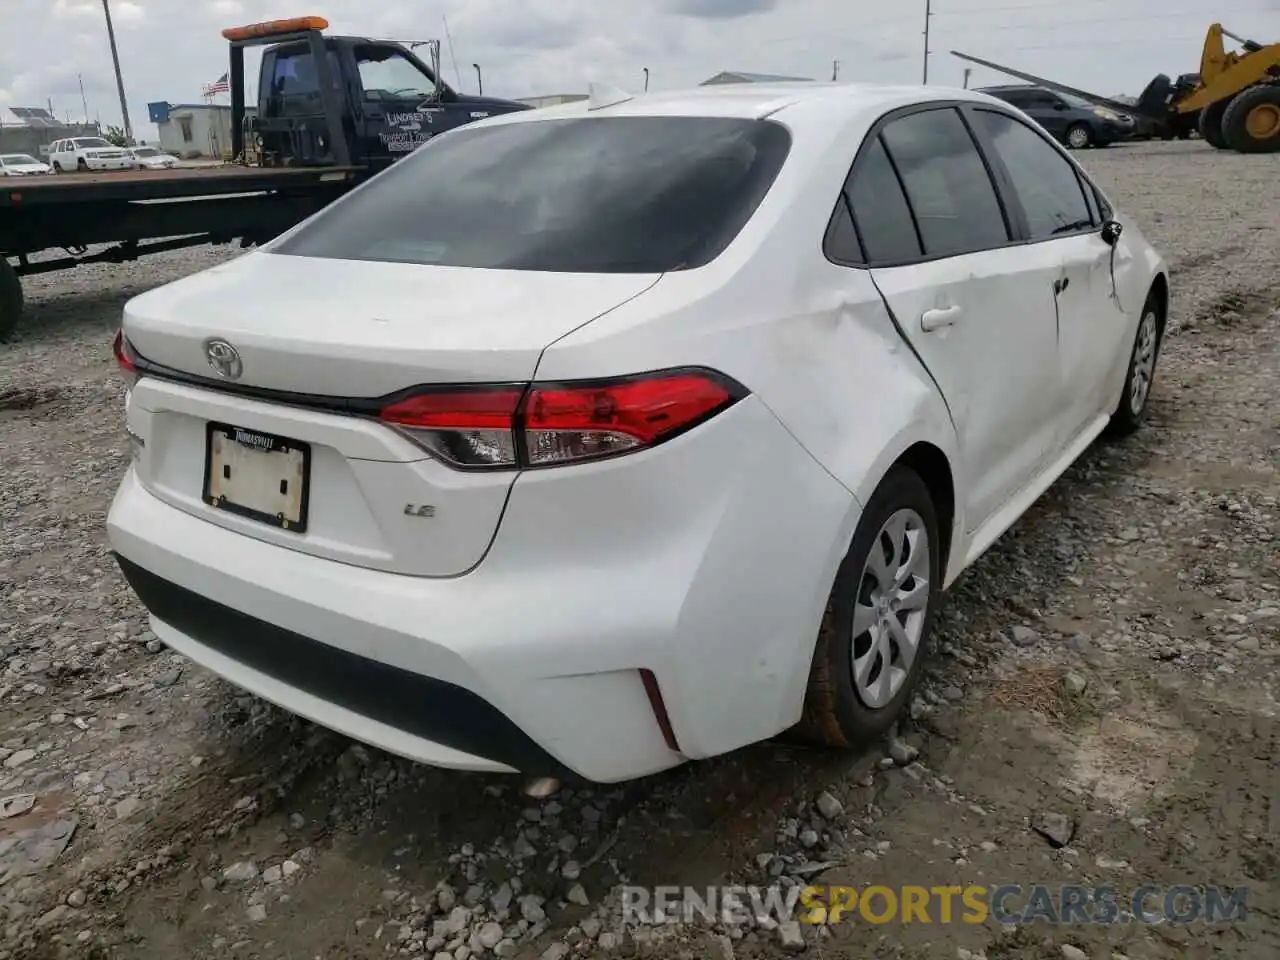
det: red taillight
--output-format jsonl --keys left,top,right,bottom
{"left": 113, "top": 329, "right": 139, "bottom": 384}
{"left": 379, "top": 388, "right": 523, "bottom": 468}
{"left": 378, "top": 369, "right": 743, "bottom": 470}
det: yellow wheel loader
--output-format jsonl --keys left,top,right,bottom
{"left": 953, "top": 23, "right": 1280, "bottom": 154}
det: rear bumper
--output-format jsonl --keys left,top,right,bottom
{"left": 107, "top": 393, "right": 857, "bottom": 783}
{"left": 115, "top": 554, "right": 568, "bottom": 776}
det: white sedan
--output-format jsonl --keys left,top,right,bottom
{"left": 107, "top": 82, "right": 1168, "bottom": 784}
{"left": 0, "top": 153, "right": 55, "bottom": 175}
{"left": 126, "top": 146, "right": 178, "bottom": 170}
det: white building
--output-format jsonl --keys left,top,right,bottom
{"left": 146, "top": 102, "right": 254, "bottom": 159}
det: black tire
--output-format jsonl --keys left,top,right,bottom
{"left": 1107, "top": 288, "right": 1164, "bottom": 437}
{"left": 0, "top": 257, "right": 22, "bottom": 342}
{"left": 1198, "top": 99, "right": 1231, "bottom": 149}
{"left": 797, "top": 465, "right": 942, "bottom": 748}
{"left": 77, "top": 157, "right": 89, "bottom": 171}
{"left": 52, "top": 160, "right": 63, "bottom": 173}
{"left": 1221, "top": 84, "right": 1280, "bottom": 154}
{"left": 1065, "top": 123, "right": 1092, "bottom": 149}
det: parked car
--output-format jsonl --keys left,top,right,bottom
{"left": 978, "top": 84, "right": 1133, "bottom": 148}
{"left": 126, "top": 146, "right": 179, "bottom": 170}
{"left": 0, "top": 153, "right": 55, "bottom": 176}
{"left": 108, "top": 83, "right": 1168, "bottom": 784}
{"left": 48, "top": 136, "right": 131, "bottom": 172}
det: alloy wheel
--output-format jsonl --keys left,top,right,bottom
{"left": 1129, "top": 308, "right": 1158, "bottom": 415}
{"left": 850, "top": 508, "right": 931, "bottom": 709}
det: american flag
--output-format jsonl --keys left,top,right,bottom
{"left": 203, "top": 72, "right": 229, "bottom": 96}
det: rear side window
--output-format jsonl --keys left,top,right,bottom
{"left": 973, "top": 110, "right": 1094, "bottom": 240}
{"left": 879, "top": 108, "right": 1010, "bottom": 258}
{"left": 845, "top": 137, "right": 921, "bottom": 262}
{"left": 274, "top": 116, "right": 792, "bottom": 273}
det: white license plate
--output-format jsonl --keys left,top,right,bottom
{"left": 202, "top": 423, "right": 310, "bottom": 532}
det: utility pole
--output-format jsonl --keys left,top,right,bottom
{"left": 832, "top": 59, "right": 840, "bottom": 81}
{"left": 473, "top": 63, "right": 482, "bottom": 95}
{"left": 963, "top": 67, "right": 972, "bottom": 89}
{"left": 922, "top": 0, "right": 933, "bottom": 85}
{"left": 101, "top": 0, "right": 133, "bottom": 140}
{"left": 643, "top": 67, "right": 650, "bottom": 92}
{"left": 78, "top": 75, "right": 90, "bottom": 124}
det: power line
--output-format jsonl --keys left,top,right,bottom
{"left": 939, "top": 8, "right": 1278, "bottom": 30}
{"left": 934, "top": 0, "right": 1274, "bottom": 13}
{"left": 978, "top": 33, "right": 1227, "bottom": 52}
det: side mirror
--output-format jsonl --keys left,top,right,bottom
{"left": 1101, "top": 220, "right": 1123, "bottom": 246}
{"left": 1053, "top": 101, "right": 1067, "bottom": 110}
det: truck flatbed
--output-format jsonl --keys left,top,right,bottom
{"left": 1, "top": 164, "right": 362, "bottom": 207}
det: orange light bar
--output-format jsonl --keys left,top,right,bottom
{"left": 222, "top": 16, "right": 329, "bottom": 41}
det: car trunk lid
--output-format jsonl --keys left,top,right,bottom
{"left": 121, "top": 252, "right": 660, "bottom": 576}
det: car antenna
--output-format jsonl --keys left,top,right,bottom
{"left": 587, "top": 81, "right": 634, "bottom": 111}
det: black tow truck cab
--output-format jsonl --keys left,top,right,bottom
{"left": 0, "top": 14, "right": 531, "bottom": 339}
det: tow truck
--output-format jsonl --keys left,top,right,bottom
{"left": 0, "top": 15, "right": 531, "bottom": 340}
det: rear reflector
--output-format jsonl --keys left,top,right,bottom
{"left": 379, "top": 368, "right": 745, "bottom": 470}
{"left": 639, "top": 668, "right": 681, "bottom": 754}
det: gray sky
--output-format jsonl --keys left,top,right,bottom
{"left": 3, "top": 0, "right": 1279, "bottom": 136}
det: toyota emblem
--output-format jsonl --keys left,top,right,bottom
{"left": 204, "top": 338, "right": 243, "bottom": 380}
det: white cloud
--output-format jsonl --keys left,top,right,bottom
{"left": 4, "top": 0, "right": 1279, "bottom": 133}
{"left": 115, "top": 1, "right": 147, "bottom": 25}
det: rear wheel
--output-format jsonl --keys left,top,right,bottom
{"left": 1197, "top": 99, "right": 1231, "bottom": 149}
{"left": 1107, "top": 289, "right": 1164, "bottom": 436}
{"left": 1066, "top": 123, "right": 1092, "bottom": 149}
{"left": 797, "top": 465, "right": 941, "bottom": 747}
{"left": 0, "top": 257, "right": 22, "bottom": 342}
{"left": 1222, "top": 85, "right": 1280, "bottom": 154}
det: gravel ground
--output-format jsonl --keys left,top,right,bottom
{"left": 1, "top": 139, "right": 1277, "bottom": 960}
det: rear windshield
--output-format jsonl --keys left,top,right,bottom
{"left": 272, "top": 116, "right": 792, "bottom": 273}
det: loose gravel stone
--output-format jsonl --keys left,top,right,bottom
{"left": 222, "top": 862, "right": 258, "bottom": 883}
{"left": 814, "top": 792, "right": 844, "bottom": 819}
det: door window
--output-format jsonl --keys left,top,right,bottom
{"left": 973, "top": 110, "right": 1094, "bottom": 240}
{"left": 879, "top": 108, "right": 1010, "bottom": 258}
{"left": 842, "top": 136, "right": 921, "bottom": 263}
{"left": 353, "top": 46, "right": 436, "bottom": 101}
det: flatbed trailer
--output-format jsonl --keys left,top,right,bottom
{"left": 0, "top": 164, "right": 362, "bottom": 339}
{"left": 1, "top": 13, "right": 530, "bottom": 340}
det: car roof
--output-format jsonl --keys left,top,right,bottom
{"left": 473, "top": 82, "right": 1008, "bottom": 127}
